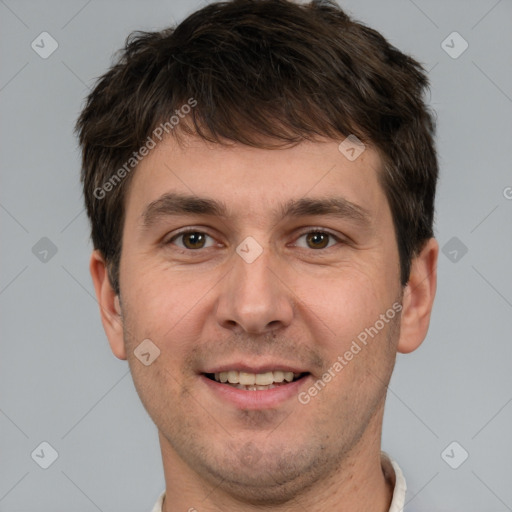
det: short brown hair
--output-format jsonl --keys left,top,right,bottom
{"left": 76, "top": 0, "right": 438, "bottom": 294}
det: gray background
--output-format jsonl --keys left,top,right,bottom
{"left": 1, "top": 0, "right": 511, "bottom": 510}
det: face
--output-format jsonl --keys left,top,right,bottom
{"left": 103, "top": 136, "right": 409, "bottom": 501}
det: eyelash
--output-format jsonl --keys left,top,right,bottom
{"left": 165, "top": 227, "right": 345, "bottom": 251}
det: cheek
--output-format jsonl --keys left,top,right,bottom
{"left": 297, "top": 263, "right": 401, "bottom": 388}
{"left": 318, "top": 314, "right": 400, "bottom": 414}
{"left": 301, "top": 266, "right": 384, "bottom": 341}
{"left": 123, "top": 251, "right": 181, "bottom": 313}
{"left": 120, "top": 260, "right": 216, "bottom": 357}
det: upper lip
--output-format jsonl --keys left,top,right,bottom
{"left": 202, "top": 362, "right": 309, "bottom": 374}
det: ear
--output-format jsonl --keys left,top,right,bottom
{"left": 397, "top": 237, "right": 438, "bottom": 354}
{"left": 89, "top": 250, "right": 126, "bottom": 360}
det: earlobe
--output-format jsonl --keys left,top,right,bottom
{"left": 397, "top": 238, "right": 438, "bottom": 354}
{"left": 89, "top": 250, "right": 127, "bottom": 360}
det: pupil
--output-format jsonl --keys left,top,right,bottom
{"left": 307, "top": 232, "right": 328, "bottom": 249}
{"left": 185, "top": 232, "right": 205, "bottom": 249}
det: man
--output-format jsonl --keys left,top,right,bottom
{"left": 76, "top": 0, "right": 438, "bottom": 510}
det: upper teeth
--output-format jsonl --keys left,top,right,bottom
{"left": 214, "top": 370, "right": 299, "bottom": 385}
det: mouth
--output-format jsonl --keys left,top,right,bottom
{"left": 203, "top": 370, "right": 309, "bottom": 391}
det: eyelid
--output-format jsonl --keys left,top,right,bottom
{"left": 294, "top": 226, "right": 343, "bottom": 238}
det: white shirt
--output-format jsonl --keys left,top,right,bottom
{"left": 151, "top": 452, "right": 407, "bottom": 512}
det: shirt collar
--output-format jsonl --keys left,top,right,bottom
{"left": 382, "top": 451, "right": 407, "bottom": 512}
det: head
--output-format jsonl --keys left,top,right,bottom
{"left": 77, "top": 0, "right": 438, "bottom": 505}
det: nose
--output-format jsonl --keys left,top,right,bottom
{"left": 215, "top": 245, "right": 294, "bottom": 335}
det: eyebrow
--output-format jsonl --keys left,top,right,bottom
{"left": 140, "top": 192, "right": 372, "bottom": 229}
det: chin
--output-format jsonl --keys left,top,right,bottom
{"left": 199, "top": 445, "right": 329, "bottom": 506}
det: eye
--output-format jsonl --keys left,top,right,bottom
{"left": 294, "top": 230, "right": 341, "bottom": 250}
{"left": 167, "top": 230, "right": 216, "bottom": 250}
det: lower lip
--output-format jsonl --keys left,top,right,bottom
{"left": 200, "top": 374, "right": 310, "bottom": 410}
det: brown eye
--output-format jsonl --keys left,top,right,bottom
{"left": 168, "top": 231, "right": 215, "bottom": 250}
{"left": 305, "top": 232, "right": 331, "bottom": 249}
{"left": 293, "top": 230, "right": 341, "bottom": 250}
{"left": 181, "top": 232, "right": 207, "bottom": 249}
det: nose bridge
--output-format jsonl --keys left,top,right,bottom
{"left": 216, "top": 242, "right": 294, "bottom": 334}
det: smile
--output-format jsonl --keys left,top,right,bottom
{"left": 205, "top": 370, "right": 307, "bottom": 391}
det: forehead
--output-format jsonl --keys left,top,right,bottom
{"left": 124, "top": 135, "right": 388, "bottom": 226}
